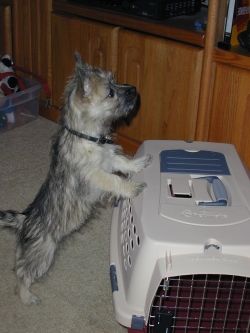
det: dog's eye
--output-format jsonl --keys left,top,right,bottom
{"left": 108, "top": 89, "right": 115, "bottom": 98}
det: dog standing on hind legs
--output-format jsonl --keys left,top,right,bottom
{"left": 0, "top": 52, "right": 152, "bottom": 305}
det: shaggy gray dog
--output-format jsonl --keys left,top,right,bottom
{"left": 0, "top": 52, "right": 152, "bottom": 305}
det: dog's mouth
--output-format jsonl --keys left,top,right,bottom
{"left": 115, "top": 84, "right": 138, "bottom": 118}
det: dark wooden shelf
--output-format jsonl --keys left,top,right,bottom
{"left": 53, "top": 0, "right": 207, "bottom": 47}
{"left": 213, "top": 46, "right": 250, "bottom": 71}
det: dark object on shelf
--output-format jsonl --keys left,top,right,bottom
{"left": 217, "top": 29, "right": 232, "bottom": 51}
{"left": 217, "top": 0, "right": 236, "bottom": 51}
{"left": 217, "top": 40, "right": 231, "bottom": 51}
{"left": 238, "top": 20, "right": 250, "bottom": 51}
{"left": 67, "top": 0, "right": 201, "bottom": 21}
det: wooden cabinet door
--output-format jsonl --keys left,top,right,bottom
{"left": 0, "top": 3, "right": 12, "bottom": 56}
{"left": 208, "top": 63, "right": 250, "bottom": 169}
{"left": 10, "top": 0, "right": 52, "bottom": 104}
{"left": 51, "top": 13, "right": 119, "bottom": 107}
{"left": 115, "top": 29, "right": 203, "bottom": 143}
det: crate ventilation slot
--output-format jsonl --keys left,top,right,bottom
{"left": 121, "top": 199, "right": 140, "bottom": 271}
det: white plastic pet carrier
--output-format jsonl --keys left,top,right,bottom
{"left": 110, "top": 140, "right": 250, "bottom": 333}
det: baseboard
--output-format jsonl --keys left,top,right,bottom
{"left": 39, "top": 101, "right": 59, "bottom": 123}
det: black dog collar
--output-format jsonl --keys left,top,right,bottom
{"left": 63, "top": 126, "right": 114, "bottom": 145}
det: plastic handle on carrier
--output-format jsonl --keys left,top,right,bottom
{"left": 198, "top": 176, "right": 228, "bottom": 206}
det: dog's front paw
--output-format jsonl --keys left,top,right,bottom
{"left": 133, "top": 154, "right": 153, "bottom": 173}
{"left": 142, "top": 154, "right": 153, "bottom": 168}
{"left": 129, "top": 181, "right": 147, "bottom": 198}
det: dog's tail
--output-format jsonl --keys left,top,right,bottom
{"left": 0, "top": 210, "right": 25, "bottom": 229}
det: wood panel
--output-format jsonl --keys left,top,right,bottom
{"left": 0, "top": 4, "right": 12, "bottom": 55}
{"left": 208, "top": 63, "right": 250, "bottom": 169}
{"left": 51, "top": 12, "right": 119, "bottom": 107}
{"left": 115, "top": 28, "right": 203, "bottom": 143}
{"left": 114, "top": 134, "right": 140, "bottom": 157}
{"left": 12, "top": 0, "right": 52, "bottom": 103}
{"left": 195, "top": 0, "right": 219, "bottom": 141}
{"left": 52, "top": 0, "right": 207, "bottom": 48}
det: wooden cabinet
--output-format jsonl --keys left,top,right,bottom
{"left": 115, "top": 29, "right": 203, "bottom": 143}
{"left": 4, "top": 0, "right": 250, "bottom": 168}
{"left": 208, "top": 63, "right": 250, "bottom": 168}
{"left": 0, "top": 2, "right": 12, "bottom": 56}
{"left": 51, "top": 12, "right": 119, "bottom": 108}
{"left": 0, "top": 0, "right": 52, "bottom": 110}
{"left": 50, "top": 11, "right": 203, "bottom": 153}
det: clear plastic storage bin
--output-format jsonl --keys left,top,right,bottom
{"left": 0, "top": 77, "right": 42, "bottom": 134}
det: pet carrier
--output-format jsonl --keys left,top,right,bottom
{"left": 110, "top": 140, "right": 250, "bottom": 333}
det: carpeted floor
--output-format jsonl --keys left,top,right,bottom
{"left": 0, "top": 117, "right": 126, "bottom": 333}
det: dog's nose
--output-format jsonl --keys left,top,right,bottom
{"left": 126, "top": 85, "right": 136, "bottom": 95}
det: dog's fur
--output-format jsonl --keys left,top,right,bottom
{"left": 0, "top": 52, "right": 152, "bottom": 305}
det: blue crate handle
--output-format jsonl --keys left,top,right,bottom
{"left": 197, "top": 176, "right": 228, "bottom": 206}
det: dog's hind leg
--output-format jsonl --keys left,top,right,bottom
{"left": 15, "top": 276, "right": 41, "bottom": 306}
{"left": 15, "top": 235, "right": 57, "bottom": 305}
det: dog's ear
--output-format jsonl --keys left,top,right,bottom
{"left": 74, "top": 51, "right": 91, "bottom": 74}
{"left": 76, "top": 70, "right": 92, "bottom": 97}
{"left": 74, "top": 51, "right": 83, "bottom": 65}
{"left": 74, "top": 52, "right": 92, "bottom": 97}
{"left": 80, "top": 77, "right": 92, "bottom": 97}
